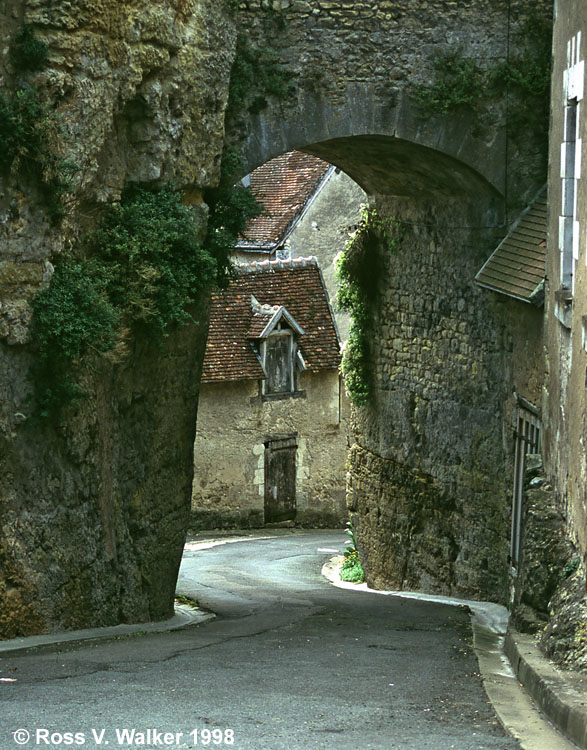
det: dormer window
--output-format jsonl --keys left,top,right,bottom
{"left": 247, "top": 295, "right": 306, "bottom": 400}
{"left": 263, "top": 324, "right": 295, "bottom": 395}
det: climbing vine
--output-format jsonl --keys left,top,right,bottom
{"left": 336, "top": 206, "right": 403, "bottom": 407}
{"left": 412, "top": 14, "right": 552, "bottom": 152}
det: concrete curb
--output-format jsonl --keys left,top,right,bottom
{"left": 505, "top": 630, "right": 587, "bottom": 749}
{"left": 0, "top": 604, "right": 214, "bottom": 655}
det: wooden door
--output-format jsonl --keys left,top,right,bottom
{"left": 264, "top": 437, "right": 297, "bottom": 523}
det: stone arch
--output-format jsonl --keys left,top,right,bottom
{"left": 232, "top": 115, "right": 519, "bottom": 603}
{"left": 238, "top": 90, "right": 507, "bottom": 201}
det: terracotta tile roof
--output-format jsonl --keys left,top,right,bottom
{"left": 202, "top": 257, "right": 340, "bottom": 383}
{"left": 475, "top": 188, "right": 546, "bottom": 303}
{"left": 247, "top": 311, "right": 272, "bottom": 339}
{"left": 239, "top": 151, "right": 332, "bottom": 249}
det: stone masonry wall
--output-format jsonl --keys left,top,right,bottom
{"left": 347, "top": 194, "right": 516, "bottom": 603}
{"left": 233, "top": 0, "right": 552, "bottom": 210}
{"left": 192, "top": 370, "right": 347, "bottom": 530}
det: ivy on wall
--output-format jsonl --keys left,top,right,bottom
{"left": 412, "top": 14, "right": 552, "bottom": 155}
{"left": 336, "top": 206, "right": 403, "bottom": 406}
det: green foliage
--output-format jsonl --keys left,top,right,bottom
{"left": 336, "top": 206, "right": 402, "bottom": 406}
{"left": 10, "top": 25, "right": 49, "bottom": 72}
{"left": 32, "top": 186, "right": 218, "bottom": 419}
{"left": 203, "top": 149, "right": 263, "bottom": 283}
{"left": 340, "top": 553, "right": 364, "bottom": 584}
{"left": 490, "top": 13, "right": 552, "bottom": 145}
{"left": 341, "top": 521, "right": 364, "bottom": 583}
{"left": 88, "top": 185, "right": 217, "bottom": 332}
{"left": 344, "top": 519, "right": 359, "bottom": 556}
{"left": 492, "top": 14, "right": 552, "bottom": 101}
{"left": 175, "top": 593, "right": 200, "bottom": 608}
{"left": 227, "top": 36, "right": 295, "bottom": 117}
{"left": 412, "top": 15, "right": 552, "bottom": 157}
{"left": 0, "top": 86, "right": 76, "bottom": 222}
{"left": 0, "top": 87, "right": 46, "bottom": 170}
{"left": 413, "top": 49, "right": 482, "bottom": 115}
{"left": 561, "top": 557, "right": 581, "bottom": 581}
{"left": 32, "top": 261, "right": 120, "bottom": 419}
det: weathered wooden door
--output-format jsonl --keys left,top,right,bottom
{"left": 264, "top": 437, "right": 297, "bottom": 523}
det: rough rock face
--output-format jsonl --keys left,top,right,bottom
{"left": 510, "top": 459, "right": 587, "bottom": 670}
{"left": 541, "top": 562, "right": 587, "bottom": 671}
{"left": 0, "top": 0, "right": 235, "bottom": 636}
{"left": 511, "top": 458, "right": 575, "bottom": 632}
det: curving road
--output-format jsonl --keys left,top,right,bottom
{"left": 0, "top": 530, "right": 522, "bottom": 749}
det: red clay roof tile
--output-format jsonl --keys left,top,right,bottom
{"left": 202, "top": 258, "right": 340, "bottom": 383}
{"left": 239, "top": 151, "right": 331, "bottom": 248}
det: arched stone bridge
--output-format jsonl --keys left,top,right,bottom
{"left": 234, "top": 0, "right": 544, "bottom": 206}
{"left": 230, "top": 0, "right": 550, "bottom": 602}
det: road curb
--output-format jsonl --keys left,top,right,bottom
{"left": 505, "top": 630, "right": 587, "bottom": 749}
{"left": 0, "top": 604, "right": 214, "bottom": 655}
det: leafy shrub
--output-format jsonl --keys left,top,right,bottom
{"left": 340, "top": 520, "right": 364, "bottom": 584}
{"left": 88, "top": 185, "right": 217, "bottom": 333}
{"left": 413, "top": 49, "right": 482, "bottom": 115}
{"left": 10, "top": 25, "right": 49, "bottom": 72}
{"left": 32, "top": 261, "right": 120, "bottom": 419}
{"left": 340, "top": 552, "right": 364, "bottom": 584}
{"left": 32, "top": 186, "right": 219, "bottom": 418}
{"left": 0, "top": 87, "right": 46, "bottom": 170}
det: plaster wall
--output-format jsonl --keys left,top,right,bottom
{"left": 288, "top": 167, "right": 366, "bottom": 343}
{"left": 537, "top": 0, "right": 587, "bottom": 669}
{"left": 192, "top": 370, "right": 347, "bottom": 529}
{"left": 544, "top": 0, "right": 587, "bottom": 561}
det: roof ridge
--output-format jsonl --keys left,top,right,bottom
{"left": 236, "top": 256, "right": 318, "bottom": 273}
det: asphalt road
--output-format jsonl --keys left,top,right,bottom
{"left": 0, "top": 530, "right": 520, "bottom": 750}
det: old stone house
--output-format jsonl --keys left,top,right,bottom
{"left": 235, "top": 149, "right": 366, "bottom": 342}
{"left": 191, "top": 257, "right": 347, "bottom": 529}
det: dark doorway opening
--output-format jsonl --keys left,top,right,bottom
{"left": 264, "top": 436, "right": 297, "bottom": 523}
